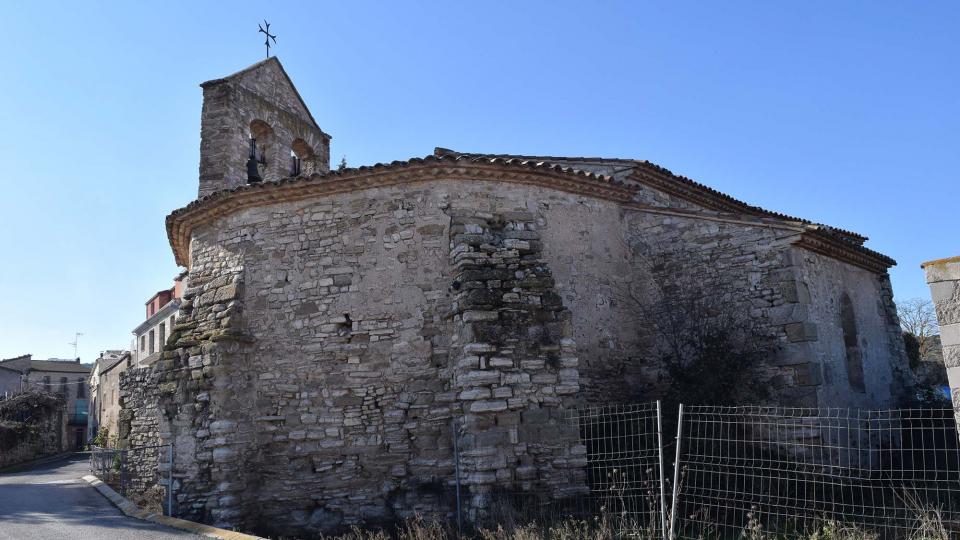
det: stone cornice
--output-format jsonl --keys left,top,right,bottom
{"left": 794, "top": 232, "right": 895, "bottom": 274}
{"left": 167, "top": 159, "right": 636, "bottom": 267}
{"left": 166, "top": 158, "right": 895, "bottom": 274}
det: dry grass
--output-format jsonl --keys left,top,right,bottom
{"left": 316, "top": 511, "right": 956, "bottom": 540}
{"left": 130, "top": 485, "right": 167, "bottom": 515}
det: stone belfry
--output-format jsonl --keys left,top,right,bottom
{"left": 197, "top": 57, "right": 331, "bottom": 198}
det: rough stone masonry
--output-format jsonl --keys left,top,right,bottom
{"left": 923, "top": 256, "right": 960, "bottom": 427}
{"left": 117, "top": 57, "right": 914, "bottom": 537}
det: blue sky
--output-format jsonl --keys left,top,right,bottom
{"left": 1, "top": 1, "right": 956, "bottom": 361}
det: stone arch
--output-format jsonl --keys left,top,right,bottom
{"left": 289, "top": 138, "right": 314, "bottom": 176}
{"left": 840, "top": 292, "right": 865, "bottom": 392}
{"left": 291, "top": 138, "right": 314, "bottom": 160}
{"left": 249, "top": 119, "right": 274, "bottom": 163}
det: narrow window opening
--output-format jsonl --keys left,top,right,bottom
{"left": 840, "top": 293, "right": 865, "bottom": 392}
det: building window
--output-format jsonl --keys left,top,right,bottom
{"left": 77, "top": 378, "right": 86, "bottom": 398}
{"left": 840, "top": 293, "right": 865, "bottom": 392}
{"left": 59, "top": 377, "right": 68, "bottom": 396}
{"left": 149, "top": 329, "right": 155, "bottom": 354}
{"left": 170, "top": 314, "right": 176, "bottom": 330}
{"left": 140, "top": 335, "right": 146, "bottom": 352}
{"left": 43, "top": 376, "right": 51, "bottom": 391}
{"left": 159, "top": 323, "right": 166, "bottom": 349}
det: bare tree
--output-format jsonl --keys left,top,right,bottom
{"left": 613, "top": 241, "right": 773, "bottom": 407}
{"left": 897, "top": 298, "right": 939, "bottom": 363}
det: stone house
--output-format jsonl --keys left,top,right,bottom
{"left": 0, "top": 355, "right": 91, "bottom": 450}
{"left": 0, "top": 364, "right": 22, "bottom": 397}
{"left": 121, "top": 57, "right": 913, "bottom": 535}
{"left": 87, "top": 350, "right": 131, "bottom": 442}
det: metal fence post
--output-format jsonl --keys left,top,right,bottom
{"left": 668, "top": 404, "right": 684, "bottom": 540}
{"left": 656, "top": 400, "right": 668, "bottom": 540}
{"left": 167, "top": 443, "right": 174, "bottom": 517}
{"left": 120, "top": 449, "right": 126, "bottom": 496}
{"left": 452, "top": 419, "right": 462, "bottom": 537}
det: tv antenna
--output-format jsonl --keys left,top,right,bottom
{"left": 69, "top": 332, "right": 83, "bottom": 360}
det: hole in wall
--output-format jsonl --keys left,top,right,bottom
{"left": 337, "top": 313, "right": 353, "bottom": 340}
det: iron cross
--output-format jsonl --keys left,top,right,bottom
{"left": 258, "top": 20, "right": 276, "bottom": 59}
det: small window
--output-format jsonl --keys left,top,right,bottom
{"left": 149, "top": 329, "right": 155, "bottom": 354}
{"left": 76, "top": 378, "right": 86, "bottom": 398}
{"left": 140, "top": 335, "right": 146, "bottom": 352}
{"left": 43, "top": 376, "right": 51, "bottom": 391}
{"left": 170, "top": 315, "right": 176, "bottom": 330}
{"left": 159, "top": 323, "right": 166, "bottom": 349}
{"left": 59, "top": 377, "right": 68, "bottom": 396}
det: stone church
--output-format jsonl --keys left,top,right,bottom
{"left": 121, "top": 57, "right": 912, "bottom": 535}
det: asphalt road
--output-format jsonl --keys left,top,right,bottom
{"left": 0, "top": 454, "right": 197, "bottom": 540}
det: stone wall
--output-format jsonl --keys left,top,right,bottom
{"left": 447, "top": 208, "right": 585, "bottom": 521}
{"left": 146, "top": 176, "right": 910, "bottom": 535}
{"left": 798, "top": 250, "right": 912, "bottom": 408}
{"left": 155, "top": 225, "right": 252, "bottom": 527}
{"left": 923, "top": 256, "right": 960, "bottom": 429}
{"left": 597, "top": 209, "right": 798, "bottom": 404}
{"left": 0, "top": 392, "right": 66, "bottom": 469}
{"left": 117, "top": 367, "right": 167, "bottom": 498}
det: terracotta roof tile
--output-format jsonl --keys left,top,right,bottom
{"left": 167, "top": 150, "right": 894, "bottom": 272}
{"left": 435, "top": 148, "right": 868, "bottom": 244}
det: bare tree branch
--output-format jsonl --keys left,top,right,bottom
{"left": 897, "top": 298, "right": 940, "bottom": 362}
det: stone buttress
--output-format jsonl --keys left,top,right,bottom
{"left": 447, "top": 208, "right": 586, "bottom": 522}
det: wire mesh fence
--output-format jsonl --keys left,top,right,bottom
{"left": 458, "top": 402, "right": 668, "bottom": 539}
{"left": 89, "top": 443, "right": 174, "bottom": 516}
{"left": 669, "top": 405, "right": 960, "bottom": 539}
{"left": 84, "top": 403, "right": 960, "bottom": 538}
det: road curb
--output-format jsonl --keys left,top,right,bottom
{"left": 81, "top": 474, "right": 265, "bottom": 539}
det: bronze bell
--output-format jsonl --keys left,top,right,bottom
{"left": 247, "top": 139, "right": 262, "bottom": 183}
{"left": 247, "top": 155, "right": 262, "bottom": 183}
